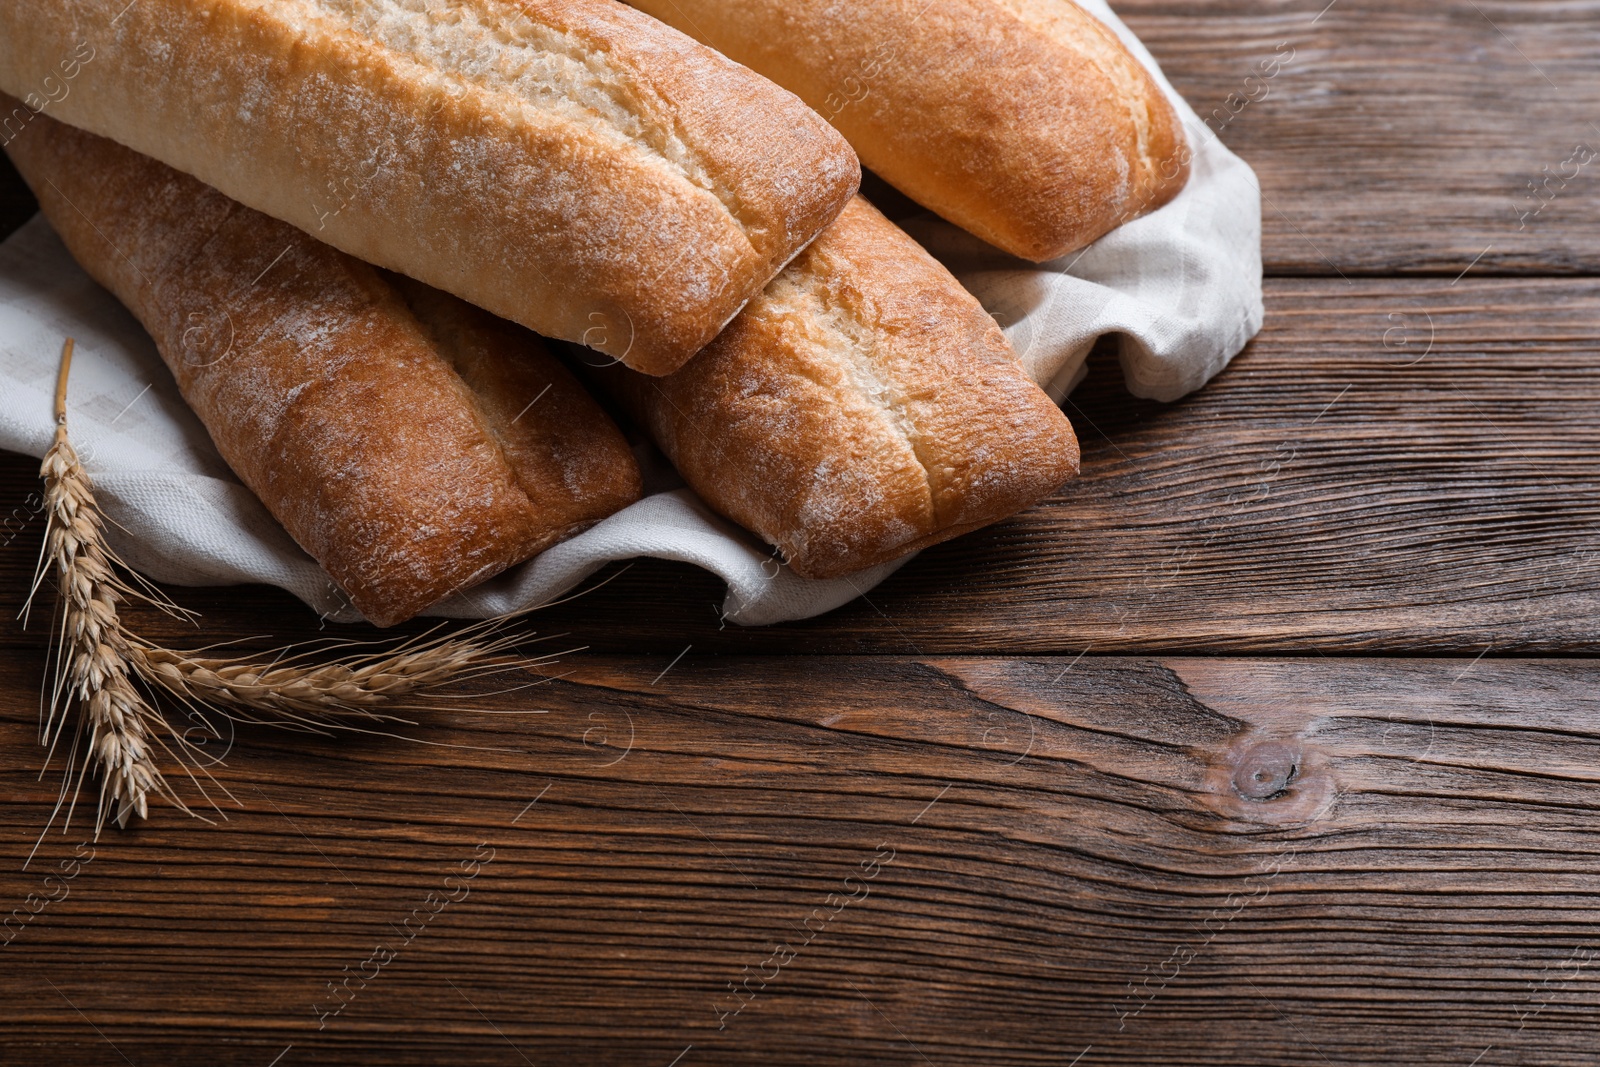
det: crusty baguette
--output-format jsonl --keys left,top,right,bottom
{"left": 625, "top": 0, "right": 1187, "bottom": 262}
{"left": 600, "top": 197, "right": 1081, "bottom": 579}
{"left": 5, "top": 102, "right": 642, "bottom": 627}
{"left": 0, "top": 0, "right": 860, "bottom": 374}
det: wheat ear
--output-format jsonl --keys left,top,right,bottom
{"left": 28, "top": 339, "right": 199, "bottom": 836}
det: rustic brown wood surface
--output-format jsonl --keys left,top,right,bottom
{"left": 1, "top": 0, "right": 1597, "bottom": 1064}
{"left": 5, "top": 654, "right": 1600, "bottom": 1067}
{"left": 1124, "top": 0, "right": 1600, "bottom": 274}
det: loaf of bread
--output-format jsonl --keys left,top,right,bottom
{"left": 0, "top": 0, "right": 860, "bottom": 374}
{"left": 5, "top": 102, "right": 643, "bottom": 627}
{"left": 624, "top": 0, "right": 1187, "bottom": 262}
{"left": 600, "top": 197, "right": 1081, "bottom": 579}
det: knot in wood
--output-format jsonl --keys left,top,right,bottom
{"left": 1232, "top": 741, "right": 1298, "bottom": 800}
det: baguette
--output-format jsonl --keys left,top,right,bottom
{"left": 600, "top": 197, "right": 1081, "bottom": 579}
{"left": 625, "top": 0, "right": 1187, "bottom": 262}
{"left": 0, "top": 0, "right": 860, "bottom": 374}
{"left": 5, "top": 102, "right": 643, "bottom": 627}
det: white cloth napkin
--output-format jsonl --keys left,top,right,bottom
{"left": 0, "top": 0, "right": 1262, "bottom": 627}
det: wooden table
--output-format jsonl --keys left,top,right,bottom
{"left": 2, "top": 2, "right": 1597, "bottom": 1064}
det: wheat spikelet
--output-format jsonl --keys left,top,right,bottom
{"left": 30, "top": 339, "right": 195, "bottom": 836}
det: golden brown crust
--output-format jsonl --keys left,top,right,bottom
{"left": 5, "top": 104, "right": 642, "bottom": 626}
{"left": 603, "top": 197, "right": 1080, "bottom": 578}
{"left": 625, "top": 0, "right": 1187, "bottom": 262}
{"left": 388, "top": 274, "right": 645, "bottom": 557}
{"left": 0, "top": 0, "right": 860, "bottom": 373}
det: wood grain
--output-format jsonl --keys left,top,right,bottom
{"left": 1120, "top": 0, "right": 1600, "bottom": 273}
{"left": 0, "top": 276, "right": 1585, "bottom": 655}
{"left": 1, "top": 653, "right": 1597, "bottom": 1065}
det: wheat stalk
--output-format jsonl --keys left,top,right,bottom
{"left": 29, "top": 338, "right": 196, "bottom": 836}
{"left": 27, "top": 338, "right": 560, "bottom": 838}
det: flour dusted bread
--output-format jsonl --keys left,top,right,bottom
{"left": 5, "top": 104, "right": 642, "bottom": 626}
{"left": 625, "top": 0, "right": 1187, "bottom": 262}
{"left": 0, "top": 0, "right": 859, "bottom": 374}
{"left": 602, "top": 197, "right": 1081, "bottom": 578}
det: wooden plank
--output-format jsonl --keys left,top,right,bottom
{"left": 1, "top": 275, "right": 1586, "bottom": 654}
{"left": 1, "top": 653, "right": 1597, "bottom": 1065}
{"left": 3, "top": 0, "right": 1600, "bottom": 272}
{"left": 1118, "top": 0, "right": 1600, "bottom": 273}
